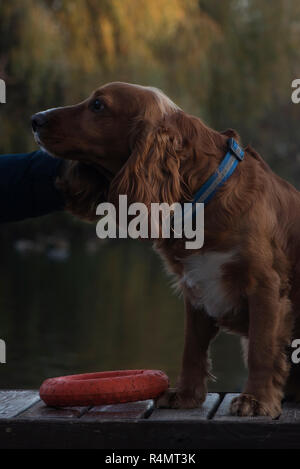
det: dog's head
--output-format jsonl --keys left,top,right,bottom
{"left": 32, "top": 82, "right": 179, "bottom": 178}
{"left": 32, "top": 82, "right": 229, "bottom": 219}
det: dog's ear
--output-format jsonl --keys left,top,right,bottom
{"left": 109, "top": 118, "right": 191, "bottom": 208}
{"left": 56, "top": 161, "right": 110, "bottom": 221}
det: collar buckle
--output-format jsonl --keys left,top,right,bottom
{"left": 228, "top": 137, "right": 244, "bottom": 161}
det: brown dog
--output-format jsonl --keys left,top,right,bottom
{"left": 32, "top": 82, "right": 300, "bottom": 417}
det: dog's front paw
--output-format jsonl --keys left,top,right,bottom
{"left": 155, "top": 387, "right": 206, "bottom": 409}
{"left": 230, "top": 393, "right": 281, "bottom": 418}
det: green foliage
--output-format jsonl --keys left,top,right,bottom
{"left": 1, "top": 0, "right": 300, "bottom": 188}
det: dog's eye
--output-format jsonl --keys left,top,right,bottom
{"left": 91, "top": 99, "right": 105, "bottom": 113}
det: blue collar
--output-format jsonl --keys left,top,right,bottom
{"left": 192, "top": 138, "right": 244, "bottom": 205}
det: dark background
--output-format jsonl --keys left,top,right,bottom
{"left": 0, "top": 0, "right": 299, "bottom": 390}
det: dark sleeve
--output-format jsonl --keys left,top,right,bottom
{"left": 0, "top": 150, "right": 65, "bottom": 223}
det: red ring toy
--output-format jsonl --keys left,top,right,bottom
{"left": 39, "top": 369, "right": 169, "bottom": 406}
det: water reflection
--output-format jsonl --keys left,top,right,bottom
{"left": 0, "top": 239, "right": 246, "bottom": 391}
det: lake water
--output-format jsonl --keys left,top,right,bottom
{"left": 0, "top": 237, "right": 246, "bottom": 391}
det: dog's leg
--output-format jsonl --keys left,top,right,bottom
{"left": 156, "top": 292, "right": 219, "bottom": 409}
{"left": 230, "top": 278, "right": 292, "bottom": 418}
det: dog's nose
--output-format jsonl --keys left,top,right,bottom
{"left": 31, "top": 112, "right": 47, "bottom": 132}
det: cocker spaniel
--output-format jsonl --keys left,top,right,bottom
{"left": 31, "top": 82, "right": 300, "bottom": 417}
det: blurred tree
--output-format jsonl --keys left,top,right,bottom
{"left": 0, "top": 0, "right": 300, "bottom": 236}
{"left": 200, "top": 0, "right": 300, "bottom": 181}
{"left": 0, "top": 0, "right": 219, "bottom": 152}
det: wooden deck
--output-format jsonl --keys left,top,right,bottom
{"left": 1, "top": 390, "right": 300, "bottom": 448}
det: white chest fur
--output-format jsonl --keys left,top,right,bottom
{"left": 181, "top": 251, "right": 236, "bottom": 318}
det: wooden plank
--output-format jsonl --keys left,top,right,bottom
{"left": 278, "top": 401, "right": 300, "bottom": 422}
{"left": 3, "top": 390, "right": 300, "bottom": 448}
{"left": 2, "top": 419, "right": 300, "bottom": 449}
{"left": 213, "top": 393, "right": 274, "bottom": 422}
{"left": 149, "top": 393, "right": 220, "bottom": 421}
{"left": 81, "top": 400, "right": 154, "bottom": 421}
{"left": 17, "top": 401, "right": 90, "bottom": 420}
{"left": 0, "top": 391, "right": 40, "bottom": 419}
